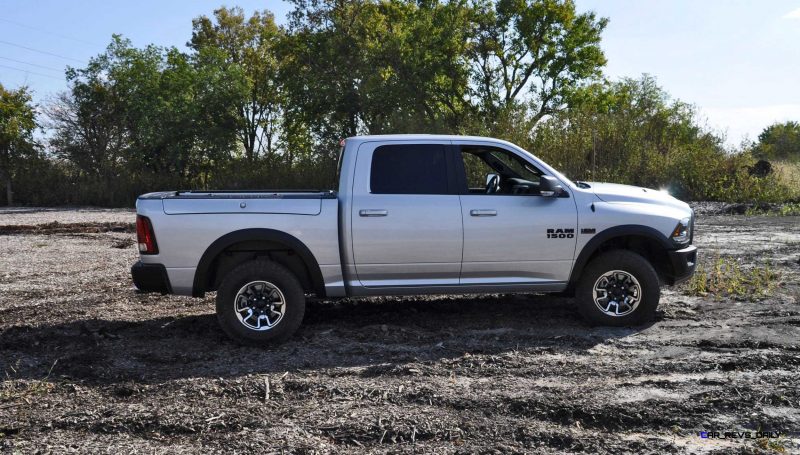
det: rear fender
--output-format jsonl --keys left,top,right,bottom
{"left": 192, "top": 228, "right": 325, "bottom": 298}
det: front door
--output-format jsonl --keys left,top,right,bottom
{"left": 350, "top": 141, "right": 463, "bottom": 287}
{"left": 455, "top": 143, "right": 578, "bottom": 284}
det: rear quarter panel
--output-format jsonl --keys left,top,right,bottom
{"left": 137, "top": 198, "right": 342, "bottom": 296}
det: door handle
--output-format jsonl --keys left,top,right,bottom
{"left": 359, "top": 209, "right": 388, "bottom": 217}
{"left": 470, "top": 209, "right": 497, "bottom": 217}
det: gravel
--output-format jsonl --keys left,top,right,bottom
{"left": 1, "top": 209, "right": 799, "bottom": 453}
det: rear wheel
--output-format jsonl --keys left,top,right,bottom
{"left": 575, "top": 250, "right": 660, "bottom": 326}
{"left": 216, "top": 260, "right": 305, "bottom": 345}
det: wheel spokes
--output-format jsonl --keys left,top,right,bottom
{"left": 592, "top": 270, "right": 642, "bottom": 317}
{"left": 233, "top": 280, "right": 287, "bottom": 331}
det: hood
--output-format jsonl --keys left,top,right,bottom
{"left": 588, "top": 182, "right": 690, "bottom": 211}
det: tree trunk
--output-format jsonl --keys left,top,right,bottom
{"left": 5, "top": 177, "right": 12, "bottom": 206}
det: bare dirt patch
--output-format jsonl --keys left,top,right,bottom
{"left": 1, "top": 209, "right": 799, "bottom": 453}
{"left": 0, "top": 207, "right": 134, "bottom": 226}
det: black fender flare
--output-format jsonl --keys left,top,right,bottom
{"left": 568, "top": 224, "right": 675, "bottom": 288}
{"left": 192, "top": 228, "right": 325, "bottom": 297}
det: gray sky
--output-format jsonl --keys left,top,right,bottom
{"left": 1, "top": 0, "right": 799, "bottom": 146}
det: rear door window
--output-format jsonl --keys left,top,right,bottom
{"left": 370, "top": 144, "right": 448, "bottom": 194}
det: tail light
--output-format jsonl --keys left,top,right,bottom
{"left": 136, "top": 215, "right": 158, "bottom": 254}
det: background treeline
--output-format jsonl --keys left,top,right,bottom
{"left": 1, "top": 0, "right": 798, "bottom": 207}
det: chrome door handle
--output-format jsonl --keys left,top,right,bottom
{"left": 359, "top": 209, "right": 388, "bottom": 217}
{"left": 470, "top": 209, "right": 497, "bottom": 217}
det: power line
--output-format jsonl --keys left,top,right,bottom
{"left": 0, "top": 63, "right": 65, "bottom": 80}
{"left": 0, "top": 18, "right": 101, "bottom": 46}
{"left": 0, "top": 56, "right": 64, "bottom": 72}
{"left": 0, "top": 39, "right": 85, "bottom": 64}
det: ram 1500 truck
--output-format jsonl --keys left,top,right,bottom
{"left": 132, "top": 135, "right": 697, "bottom": 345}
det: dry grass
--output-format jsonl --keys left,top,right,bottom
{"left": 773, "top": 160, "right": 800, "bottom": 200}
{"left": 0, "top": 380, "right": 55, "bottom": 403}
{"left": 2, "top": 359, "right": 59, "bottom": 403}
{"left": 756, "top": 436, "right": 789, "bottom": 453}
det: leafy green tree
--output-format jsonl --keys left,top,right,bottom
{"left": 282, "top": 0, "right": 474, "bottom": 149}
{"left": 190, "top": 7, "right": 285, "bottom": 161}
{"left": 22, "top": 2, "right": 794, "bottom": 206}
{"left": 754, "top": 121, "right": 800, "bottom": 161}
{"left": 46, "top": 74, "right": 125, "bottom": 178}
{"left": 49, "top": 36, "right": 241, "bottom": 186}
{"left": 470, "top": 0, "right": 608, "bottom": 125}
{"left": 101, "top": 38, "right": 200, "bottom": 176}
{"left": 0, "top": 83, "right": 37, "bottom": 205}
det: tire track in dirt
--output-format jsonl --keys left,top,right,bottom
{"left": 0, "top": 221, "right": 134, "bottom": 235}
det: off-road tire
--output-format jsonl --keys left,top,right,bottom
{"left": 575, "top": 250, "right": 660, "bottom": 326}
{"left": 216, "top": 260, "right": 305, "bottom": 346}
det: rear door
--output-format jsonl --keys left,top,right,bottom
{"left": 455, "top": 142, "right": 578, "bottom": 285}
{"left": 350, "top": 141, "right": 463, "bottom": 287}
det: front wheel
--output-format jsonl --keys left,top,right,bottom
{"left": 575, "top": 250, "right": 660, "bottom": 326}
{"left": 216, "top": 260, "right": 306, "bottom": 346}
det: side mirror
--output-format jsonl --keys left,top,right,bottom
{"left": 539, "top": 175, "right": 563, "bottom": 197}
{"left": 485, "top": 173, "right": 500, "bottom": 193}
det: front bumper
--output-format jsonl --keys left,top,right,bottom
{"left": 131, "top": 261, "right": 172, "bottom": 294}
{"left": 666, "top": 245, "right": 698, "bottom": 285}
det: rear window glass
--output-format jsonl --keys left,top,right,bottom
{"left": 370, "top": 144, "right": 448, "bottom": 194}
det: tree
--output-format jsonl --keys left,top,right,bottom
{"left": 0, "top": 84, "right": 37, "bottom": 205}
{"left": 531, "top": 75, "right": 720, "bottom": 187}
{"left": 282, "top": 0, "right": 474, "bottom": 145}
{"left": 45, "top": 77, "right": 125, "bottom": 178}
{"left": 190, "top": 7, "right": 285, "bottom": 161}
{"left": 470, "top": 0, "right": 607, "bottom": 125}
{"left": 754, "top": 121, "right": 800, "bottom": 161}
{"left": 49, "top": 36, "right": 241, "bottom": 186}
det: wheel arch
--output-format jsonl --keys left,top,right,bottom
{"left": 192, "top": 228, "right": 325, "bottom": 298}
{"left": 567, "top": 225, "right": 675, "bottom": 291}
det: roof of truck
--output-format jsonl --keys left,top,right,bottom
{"left": 345, "top": 134, "right": 517, "bottom": 145}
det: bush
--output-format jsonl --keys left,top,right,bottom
{"left": 0, "top": 155, "right": 339, "bottom": 208}
{"left": 524, "top": 77, "right": 796, "bottom": 203}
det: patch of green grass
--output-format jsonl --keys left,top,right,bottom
{"left": 683, "top": 254, "right": 780, "bottom": 301}
{"left": 745, "top": 202, "right": 800, "bottom": 217}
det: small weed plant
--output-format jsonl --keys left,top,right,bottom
{"left": 684, "top": 254, "right": 780, "bottom": 301}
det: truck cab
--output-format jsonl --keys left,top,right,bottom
{"left": 132, "top": 135, "right": 697, "bottom": 345}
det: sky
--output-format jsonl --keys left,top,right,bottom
{"left": 1, "top": 0, "right": 799, "bottom": 146}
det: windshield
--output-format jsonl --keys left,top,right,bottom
{"left": 512, "top": 145, "right": 577, "bottom": 188}
{"left": 487, "top": 150, "right": 542, "bottom": 181}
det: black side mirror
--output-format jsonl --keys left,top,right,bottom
{"left": 539, "top": 175, "right": 563, "bottom": 197}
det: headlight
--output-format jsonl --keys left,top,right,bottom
{"left": 670, "top": 217, "right": 691, "bottom": 244}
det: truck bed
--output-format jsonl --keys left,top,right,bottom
{"left": 135, "top": 188, "right": 343, "bottom": 296}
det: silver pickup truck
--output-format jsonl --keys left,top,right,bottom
{"left": 132, "top": 135, "right": 697, "bottom": 345}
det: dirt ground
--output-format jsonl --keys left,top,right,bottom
{"left": 1, "top": 207, "right": 799, "bottom": 454}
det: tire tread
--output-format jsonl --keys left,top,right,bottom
{"left": 215, "top": 260, "right": 305, "bottom": 346}
{"left": 575, "top": 249, "right": 660, "bottom": 326}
